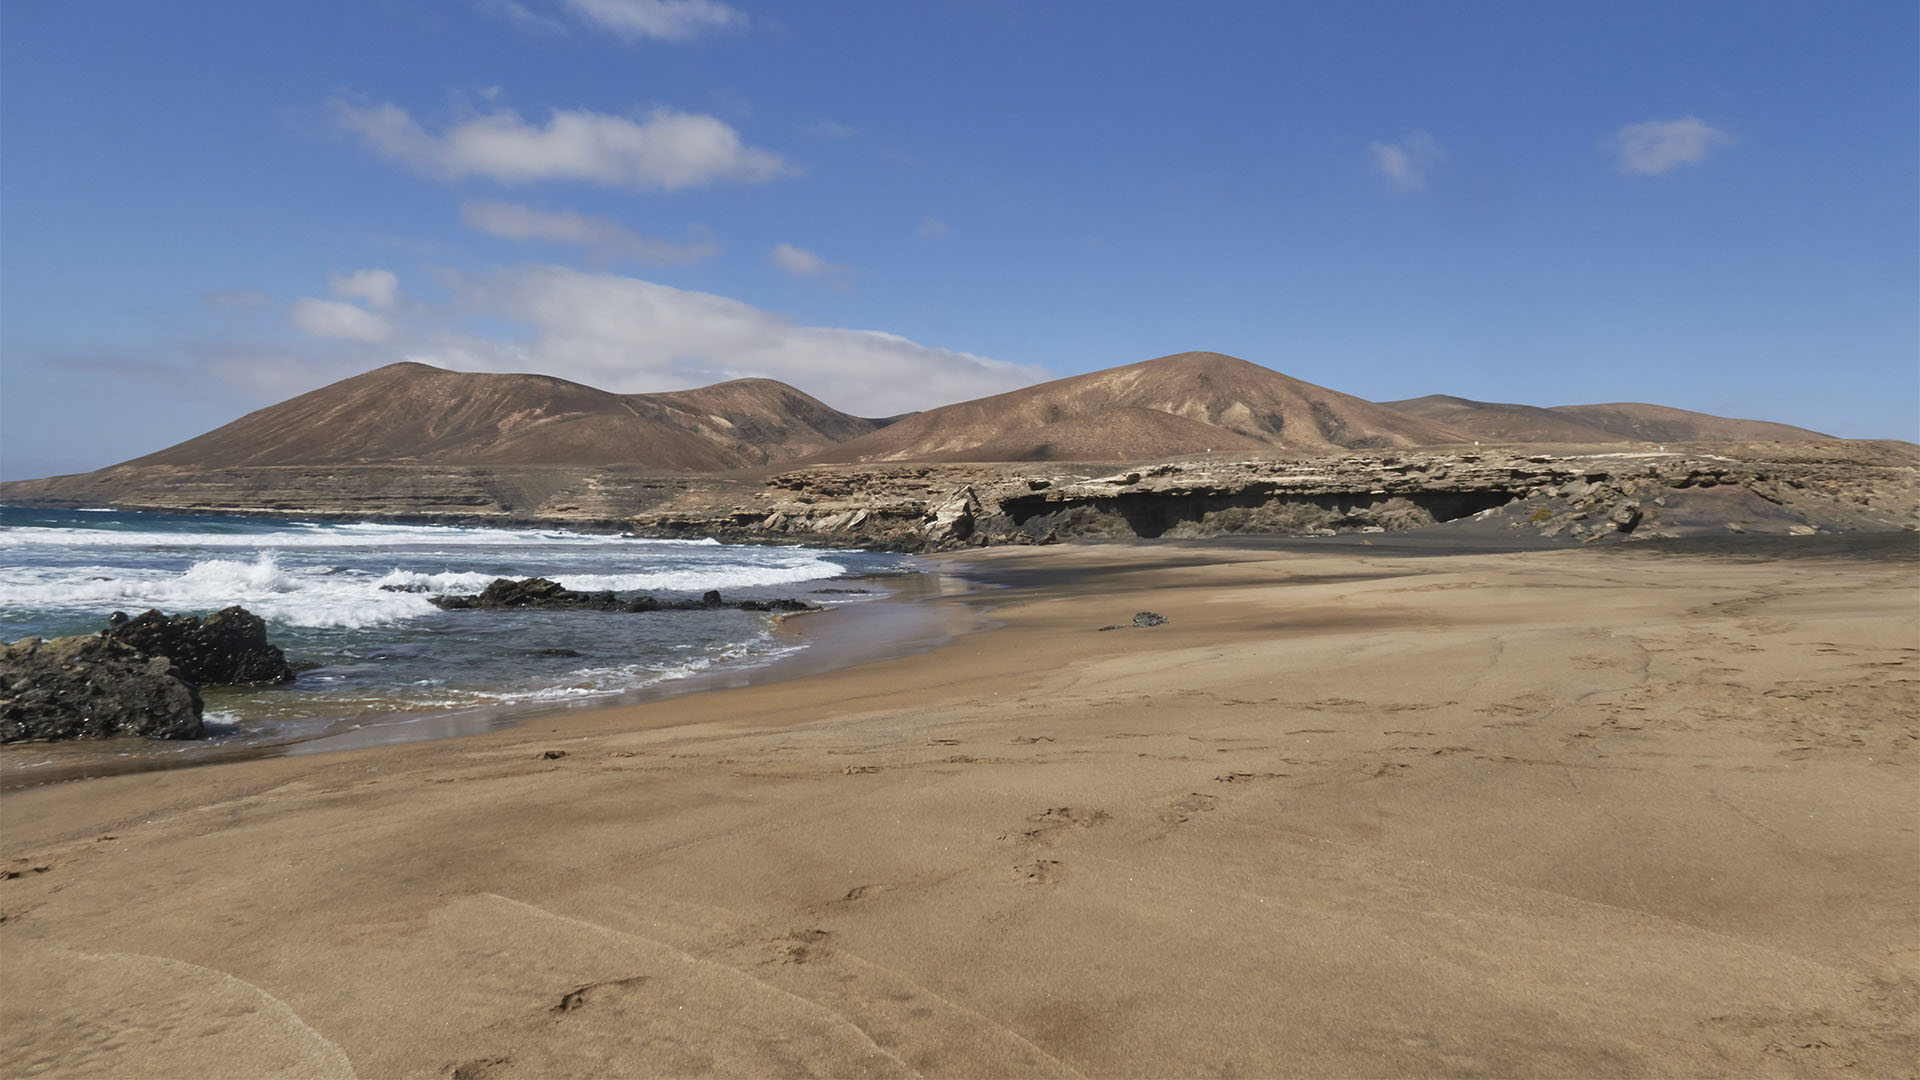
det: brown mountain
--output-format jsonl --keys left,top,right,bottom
{"left": 801, "top": 352, "right": 1468, "bottom": 465}
{"left": 1545, "top": 402, "right": 1831, "bottom": 442}
{"left": 1382, "top": 394, "right": 1831, "bottom": 444}
{"left": 1378, "top": 395, "right": 1637, "bottom": 444}
{"left": 125, "top": 362, "right": 882, "bottom": 472}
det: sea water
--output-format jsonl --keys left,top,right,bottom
{"left": 0, "top": 506, "right": 911, "bottom": 747}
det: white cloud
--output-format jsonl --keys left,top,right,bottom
{"left": 289, "top": 298, "right": 393, "bottom": 342}
{"left": 202, "top": 288, "right": 274, "bottom": 311}
{"left": 461, "top": 200, "right": 720, "bottom": 264}
{"left": 331, "top": 99, "right": 786, "bottom": 190}
{"left": 563, "top": 0, "right": 743, "bottom": 41}
{"left": 476, "top": 0, "right": 566, "bottom": 32}
{"left": 1370, "top": 131, "right": 1443, "bottom": 191}
{"left": 431, "top": 265, "right": 1042, "bottom": 415}
{"left": 914, "top": 216, "right": 950, "bottom": 240}
{"left": 768, "top": 242, "right": 848, "bottom": 281}
{"left": 1606, "top": 116, "right": 1735, "bottom": 175}
{"left": 328, "top": 268, "right": 400, "bottom": 311}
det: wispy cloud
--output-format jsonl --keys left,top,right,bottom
{"left": 328, "top": 268, "right": 400, "bottom": 311}
{"left": 288, "top": 298, "right": 393, "bottom": 342}
{"left": 562, "top": 0, "right": 744, "bottom": 42}
{"left": 330, "top": 99, "right": 787, "bottom": 190}
{"left": 1370, "top": 131, "right": 1443, "bottom": 191}
{"left": 475, "top": 0, "right": 568, "bottom": 33}
{"left": 442, "top": 266, "right": 1041, "bottom": 414}
{"left": 221, "top": 267, "right": 1042, "bottom": 417}
{"left": 915, "top": 217, "right": 950, "bottom": 240}
{"left": 769, "top": 242, "right": 852, "bottom": 290}
{"left": 461, "top": 200, "right": 720, "bottom": 265}
{"left": 1606, "top": 116, "right": 1735, "bottom": 175}
{"left": 202, "top": 288, "right": 274, "bottom": 311}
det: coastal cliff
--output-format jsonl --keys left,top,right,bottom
{"left": 5, "top": 440, "right": 1913, "bottom": 550}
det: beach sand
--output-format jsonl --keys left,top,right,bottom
{"left": 1, "top": 539, "right": 1914, "bottom": 1077}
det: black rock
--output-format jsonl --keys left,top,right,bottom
{"left": 739, "top": 598, "right": 813, "bottom": 612}
{"left": 1, "top": 635, "right": 204, "bottom": 743}
{"left": 1132, "top": 612, "right": 1169, "bottom": 627}
{"left": 103, "top": 606, "right": 295, "bottom": 686}
{"left": 430, "top": 578, "right": 816, "bottom": 614}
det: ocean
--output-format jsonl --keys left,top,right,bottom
{"left": 0, "top": 506, "right": 914, "bottom": 752}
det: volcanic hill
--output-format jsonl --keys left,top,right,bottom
{"left": 126, "top": 362, "right": 882, "bottom": 472}
{"left": 1382, "top": 394, "right": 1830, "bottom": 445}
{"left": 800, "top": 351, "right": 1469, "bottom": 464}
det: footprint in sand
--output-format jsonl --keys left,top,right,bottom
{"left": 1156, "top": 792, "right": 1217, "bottom": 824}
{"left": 1012, "top": 858, "right": 1063, "bottom": 885}
{"left": 451, "top": 1055, "right": 513, "bottom": 1080}
{"left": 1006, "top": 806, "right": 1108, "bottom": 844}
{"left": 551, "top": 975, "right": 650, "bottom": 1013}
{"left": 767, "top": 928, "right": 833, "bottom": 965}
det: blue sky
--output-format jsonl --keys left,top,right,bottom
{"left": 2, "top": 0, "right": 1915, "bottom": 479}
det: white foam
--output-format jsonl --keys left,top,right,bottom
{"left": 0, "top": 552, "right": 441, "bottom": 629}
{"left": 553, "top": 557, "right": 845, "bottom": 593}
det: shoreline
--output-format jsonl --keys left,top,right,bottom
{"left": 0, "top": 564, "right": 986, "bottom": 791}
{"left": 2, "top": 538, "right": 1914, "bottom": 1075}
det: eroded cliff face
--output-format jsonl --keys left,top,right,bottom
{"left": 4, "top": 441, "right": 1914, "bottom": 551}
{"left": 678, "top": 441, "right": 1918, "bottom": 550}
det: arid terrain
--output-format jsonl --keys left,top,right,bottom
{"left": 7, "top": 352, "right": 1903, "bottom": 554}
{"left": 3, "top": 350, "right": 1915, "bottom": 1076}
{"left": 2, "top": 537, "right": 1914, "bottom": 1076}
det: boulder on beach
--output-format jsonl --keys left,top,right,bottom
{"left": 104, "top": 606, "right": 295, "bottom": 686}
{"left": 0, "top": 634, "right": 205, "bottom": 743}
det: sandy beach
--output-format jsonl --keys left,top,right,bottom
{"left": 1, "top": 538, "right": 1915, "bottom": 1077}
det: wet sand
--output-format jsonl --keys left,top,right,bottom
{"left": 1, "top": 540, "right": 1915, "bottom": 1077}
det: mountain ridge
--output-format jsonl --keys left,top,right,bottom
{"left": 126, "top": 362, "right": 884, "bottom": 472}
{"left": 15, "top": 353, "right": 1849, "bottom": 489}
{"left": 1382, "top": 393, "right": 1831, "bottom": 444}
{"left": 798, "top": 351, "right": 1471, "bottom": 465}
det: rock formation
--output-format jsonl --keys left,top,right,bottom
{"left": 428, "top": 579, "right": 815, "bottom": 613}
{"left": 104, "top": 606, "right": 295, "bottom": 686}
{"left": 0, "top": 635, "right": 204, "bottom": 743}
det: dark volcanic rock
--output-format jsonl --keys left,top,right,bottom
{"left": 431, "top": 578, "right": 816, "bottom": 614}
{"left": 104, "top": 606, "right": 295, "bottom": 686}
{"left": 1, "top": 635, "right": 204, "bottom": 742}
{"left": 1132, "top": 612, "right": 1170, "bottom": 627}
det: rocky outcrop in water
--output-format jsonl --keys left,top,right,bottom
{"left": 428, "top": 578, "right": 815, "bottom": 613}
{"left": 103, "top": 606, "right": 295, "bottom": 686}
{"left": 0, "top": 635, "right": 204, "bottom": 743}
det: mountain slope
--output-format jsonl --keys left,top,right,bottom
{"left": 1379, "top": 395, "right": 1635, "bottom": 444}
{"left": 1380, "top": 394, "right": 1831, "bottom": 444}
{"left": 1545, "top": 402, "right": 1831, "bottom": 442}
{"left": 125, "top": 363, "right": 882, "bottom": 471}
{"left": 802, "top": 352, "right": 1468, "bottom": 464}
